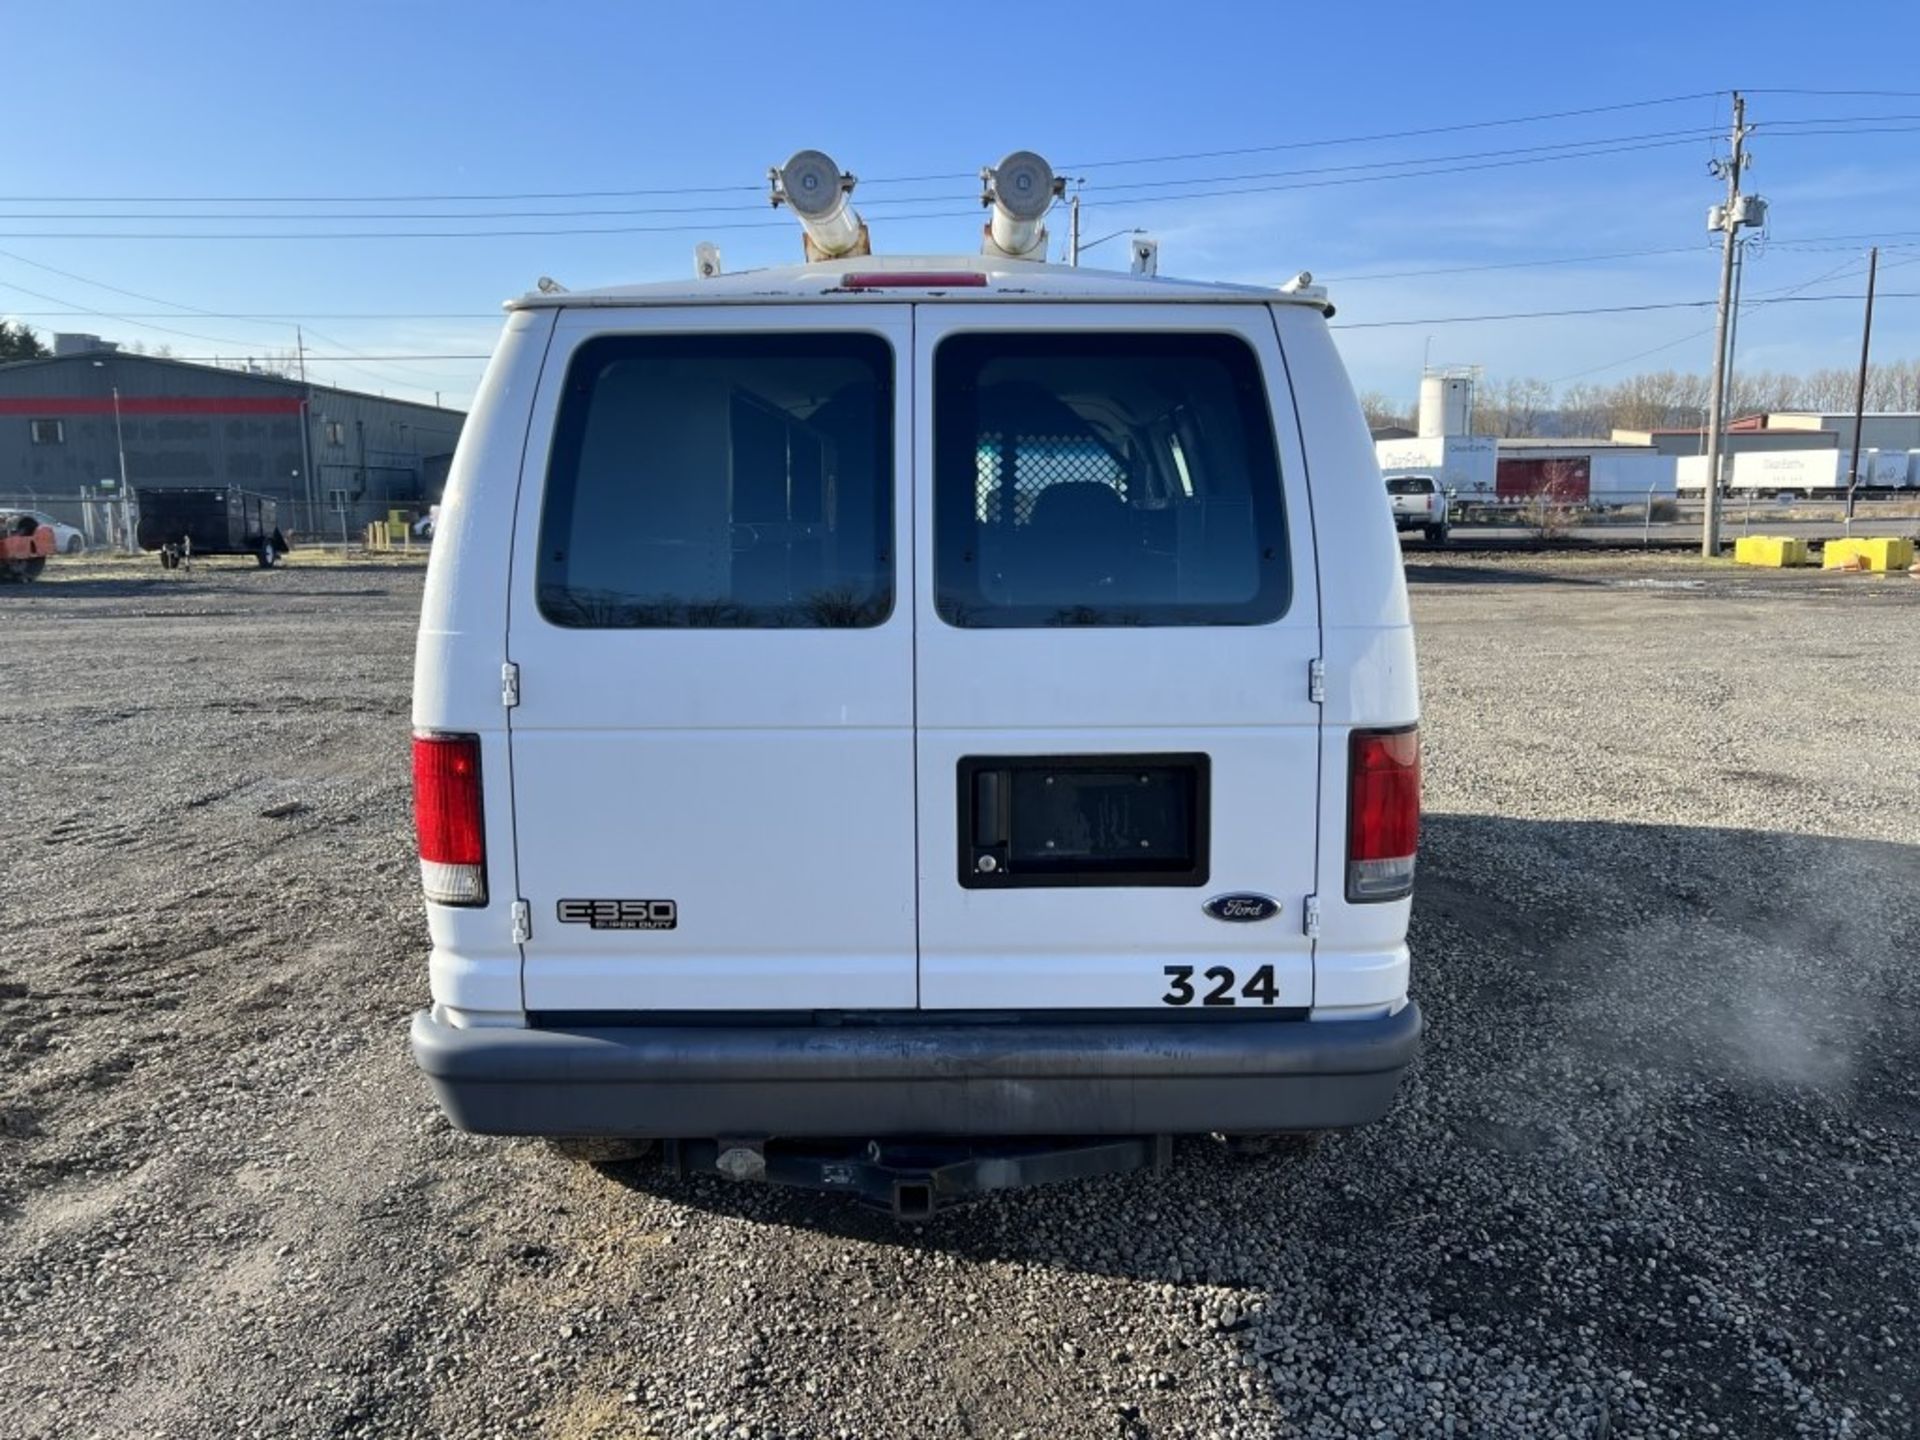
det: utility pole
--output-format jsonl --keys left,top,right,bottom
{"left": 111, "top": 385, "right": 133, "bottom": 554}
{"left": 1068, "top": 188, "right": 1082, "bottom": 267}
{"left": 1719, "top": 236, "right": 1746, "bottom": 425}
{"left": 295, "top": 325, "right": 308, "bottom": 384}
{"left": 1845, "top": 245, "right": 1879, "bottom": 529}
{"left": 1700, "top": 92, "right": 1753, "bottom": 558}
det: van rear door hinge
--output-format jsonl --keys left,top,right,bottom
{"left": 1304, "top": 894, "right": 1322, "bottom": 940}
{"left": 510, "top": 900, "right": 532, "bottom": 944}
{"left": 1308, "top": 658, "right": 1326, "bottom": 704}
{"left": 501, "top": 661, "right": 521, "bottom": 709}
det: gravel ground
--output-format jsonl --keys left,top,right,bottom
{"left": 2, "top": 550, "right": 1916, "bottom": 1439}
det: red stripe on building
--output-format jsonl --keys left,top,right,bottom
{"left": 0, "top": 396, "right": 303, "bottom": 417}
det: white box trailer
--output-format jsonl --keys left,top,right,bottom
{"left": 1860, "top": 450, "right": 1913, "bottom": 490}
{"left": 1375, "top": 434, "right": 1500, "bottom": 499}
{"left": 1589, "top": 452, "right": 1677, "bottom": 504}
{"left": 1677, "top": 448, "right": 1910, "bottom": 495}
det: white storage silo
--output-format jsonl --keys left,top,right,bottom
{"left": 1417, "top": 371, "right": 1474, "bottom": 438}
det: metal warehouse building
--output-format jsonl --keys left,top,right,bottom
{"left": 0, "top": 334, "right": 465, "bottom": 543}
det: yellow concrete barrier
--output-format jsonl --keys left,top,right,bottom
{"left": 1823, "top": 537, "right": 1916, "bottom": 572}
{"left": 1734, "top": 535, "right": 1808, "bottom": 567}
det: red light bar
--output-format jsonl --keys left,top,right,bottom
{"left": 839, "top": 271, "right": 989, "bottom": 290}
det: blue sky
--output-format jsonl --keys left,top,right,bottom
{"left": 4, "top": 0, "right": 1916, "bottom": 410}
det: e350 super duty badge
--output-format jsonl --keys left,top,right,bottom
{"left": 557, "top": 899, "right": 678, "bottom": 931}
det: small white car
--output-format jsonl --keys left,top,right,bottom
{"left": 1386, "top": 475, "right": 1450, "bottom": 543}
{"left": 5, "top": 509, "right": 85, "bottom": 554}
{"left": 408, "top": 153, "right": 1422, "bottom": 1209}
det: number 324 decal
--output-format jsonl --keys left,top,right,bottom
{"left": 1163, "top": 963, "right": 1279, "bottom": 1007}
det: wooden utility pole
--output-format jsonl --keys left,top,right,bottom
{"left": 1701, "top": 92, "right": 1751, "bottom": 558}
{"left": 1845, "top": 245, "right": 1879, "bottom": 527}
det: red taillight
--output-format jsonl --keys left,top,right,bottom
{"left": 1347, "top": 726, "right": 1420, "bottom": 902}
{"left": 413, "top": 732, "right": 486, "bottom": 906}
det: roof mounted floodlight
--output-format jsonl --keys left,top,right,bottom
{"left": 981, "top": 150, "right": 1064, "bottom": 261}
{"left": 694, "top": 241, "right": 723, "bottom": 278}
{"left": 1129, "top": 235, "right": 1158, "bottom": 277}
{"left": 770, "top": 149, "right": 869, "bottom": 261}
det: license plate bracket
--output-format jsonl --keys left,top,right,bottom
{"left": 957, "top": 754, "right": 1210, "bottom": 888}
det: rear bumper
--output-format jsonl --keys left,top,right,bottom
{"left": 409, "top": 1004, "right": 1423, "bottom": 1138}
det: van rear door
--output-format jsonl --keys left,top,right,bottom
{"left": 510, "top": 306, "right": 917, "bottom": 1013}
{"left": 912, "top": 305, "right": 1321, "bottom": 1011}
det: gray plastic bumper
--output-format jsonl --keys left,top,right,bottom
{"left": 409, "top": 1004, "right": 1423, "bottom": 1139}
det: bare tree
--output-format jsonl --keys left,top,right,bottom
{"left": 1557, "top": 382, "right": 1612, "bottom": 437}
{"left": 1478, "top": 377, "right": 1554, "bottom": 437}
{"left": 1452, "top": 355, "right": 1915, "bottom": 441}
{"left": 1358, "top": 390, "right": 1416, "bottom": 431}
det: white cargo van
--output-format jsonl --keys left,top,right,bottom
{"left": 409, "top": 155, "right": 1421, "bottom": 1208}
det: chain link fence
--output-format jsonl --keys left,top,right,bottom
{"left": 0, "top": 490, "right": 431, "bottom": 552}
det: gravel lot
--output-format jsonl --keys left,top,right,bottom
{"left": 2, "top": 551, "right": 1916, "bottom": 1439}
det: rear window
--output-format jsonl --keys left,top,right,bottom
{"left": 537, "top": 333, "right": 893, "bottom": 628}
{"left": 933, "top": 332, "right": 1288, "bottom": 627}
{"left": 1386, "top": 476, "right": 1436, "bottom": 495}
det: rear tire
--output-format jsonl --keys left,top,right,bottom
{"left": 256, "top": 543, "right": 277, "bottom": 569}
{"left": 1425, "top": 523, "right": 1448, "bottom": 544}
{"left": 545, "top": 1137, "right": 655, "bottom": 1164}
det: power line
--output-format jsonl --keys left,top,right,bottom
{"left": 1059, "top": 129, "right": 1725, "bottom": 196}
{"left": 0, "top": 138, "right": 1728, "bottom": 241}
{"left": 0, "top": 92, "right": 1734, "bottom": 207}
{"left": 0, "top": 309, "right": 502, "bottom": 320}
{"left": 1332, "top": 290, "right": 1920, "bottom": 331}
{"left": 9, "top": 233, "right": 1912, "bottom": 315}
{"left": 0, "top": 275, "right": 270, "bottom": 349}
{"left": 1744, "top": 88, "right": 1920, "bottom": 99}
{"left": 0, "top": 244, "right": 295, "bottom": 323}
{"left": 0, "top": 246, "right": 467, "bottom": 401}
{"left": 0, "top": 113, "right": 1910, "bottom": 241}
{"left": 119, "top": 288, "right": 1920, "bottom": 358}
{"left": 158, "top": 353, "right": 494, "bottom": 362}
{"left": 1059, "top": 91, "right": 1729, "bottom": 171}
{"left": 0, "top": 209, "right": 973, "bottom": 240}
{"left": 295, "top": 322, "right": 476, "bottom": 393}
{"left": 15, "top": 116, "right": 1916, "bottom": 228}
{"left": 0, "top": 127, "right": 1741, "bottom": 222}
{"left": 1543, "top": 256, "right": 1872, "bottom": 385}
{"left": 1753, "top": 124, "right": 1920, "bottom": 139}
{"left": 1323, "top": 245, "right": 1711, "bottom": 284}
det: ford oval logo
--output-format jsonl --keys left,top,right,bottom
{"left": 1204, "top": 893, "right": 1280, "bottom": 923}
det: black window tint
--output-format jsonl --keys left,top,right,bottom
{"left": 538, "top": 333, "right": 893, "bottom": 628}
{"left": 934, "top": 333, "right": 1288, "bottom": 628}
{"left": 1386, "top": 477, "right": 1435, "bottom": 495}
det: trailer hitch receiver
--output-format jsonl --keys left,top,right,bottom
{"left": 665, "top": 1135, "right": 1173, "bottom": 1220}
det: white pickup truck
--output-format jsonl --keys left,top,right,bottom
{"left": 1386, "top": 475, "right": 1449, "bottom": 543}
